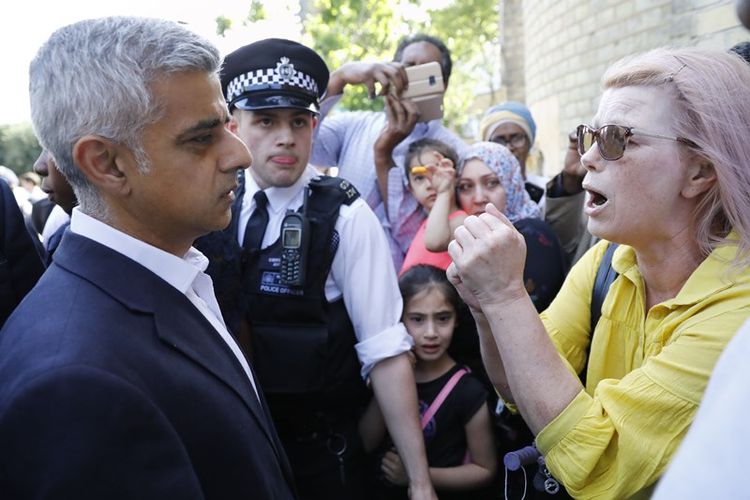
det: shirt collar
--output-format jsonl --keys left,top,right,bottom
{"left": 244, "top": 164, "right": 318, "bottom": 214}
{"left": 69, "top": 208, "right": 206, "bottom": 294}
{"left": 612, "top": 235, "right": 743, "bottom": 308}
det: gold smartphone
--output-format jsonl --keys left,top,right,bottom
{"left": 402, "top": 61, "right": 445, "bottom": 122}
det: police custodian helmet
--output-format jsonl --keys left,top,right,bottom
{"left": 221, "top": 38, "right": 329, "bottom": 114}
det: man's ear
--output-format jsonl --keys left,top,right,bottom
{"left": 312, "top": 115, "right": 319, "bottom": 129}
{"left": 72, "top": 135, "right": 131, "bottom": 196}
{"left": 682, "top": 157, "right": 717, "bottom": 199}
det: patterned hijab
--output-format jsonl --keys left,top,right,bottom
{"left": 457, "top": 142, "right": 541, "bottom": 222}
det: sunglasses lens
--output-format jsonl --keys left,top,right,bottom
{"left": 577, "top": 125, "right": 594, "bottom": 155}
{"left": 599, "top": 125, "right": 627, "bottom": 160}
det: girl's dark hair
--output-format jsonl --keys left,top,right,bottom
{"left": 403, "top": 138, "right": 459, "bottom": 179}
{"left": 399, "top": 264, "right": 460, "bottom": 312}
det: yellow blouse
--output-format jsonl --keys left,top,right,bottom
{"left": 536, "top": 239, "right": 750, "bottom": 499}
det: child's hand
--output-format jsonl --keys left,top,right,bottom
{"left": 430, "top": 156, "right": 456, "bottom": 194}
{"left": 381, "top": 448, "right": 408, "bottom": 486}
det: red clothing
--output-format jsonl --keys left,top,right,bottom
{"left": 400, "top": 210, "right": 467, "bottom": 275}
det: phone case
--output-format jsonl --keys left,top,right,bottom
{"left": 402, "top": 61, "right": 445, "bottom": 122}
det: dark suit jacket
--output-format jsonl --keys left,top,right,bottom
{"left": 0, "top": 181, "right": 44, "bottom": 327}
{"left": 0, "top": 232, "right": 296, "bottom": 499}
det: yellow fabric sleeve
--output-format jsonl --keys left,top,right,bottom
{"left": 534, "top": 240, "right": 750, "bottom": 499}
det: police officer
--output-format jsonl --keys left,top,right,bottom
{"left": 196, "top": 39, "right": 436, "bottom": 500}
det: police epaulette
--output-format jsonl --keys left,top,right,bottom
{"left": 309, "top": 175, "right": 360, "bottom": 206}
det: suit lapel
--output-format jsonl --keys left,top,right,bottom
{"left": 53, "top": 232, "right": 285, "bottom": 462}
{"left": 151, "top": 294, "right": 282, "bottom": 450}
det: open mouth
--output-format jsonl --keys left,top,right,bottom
{"left": 586, "top": 188, "right": 608, "bottom": 207}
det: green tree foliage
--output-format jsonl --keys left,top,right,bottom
{"left": 302, "top": 0, "right": 406, "bottom": 112}
{"left": 415, "top": 0, "right": 500, "bottom": 135}
{"left": 216, "top": 15, "right": 232, "bottom": 37}
{"left": 216, "top": 1, "right": 500, "bottom": 135}
{"left": 302, "top": 0, "right": 499, "bottom": 134}
{"left": 0, "top": 123, "right": 41, "bottom": 176}
{"left": 245, "top": 0, "right": 267, "bottom": 24}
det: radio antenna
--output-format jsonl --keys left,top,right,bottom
{"left": 302, "top": 187, "right": 310, "bottom": 216}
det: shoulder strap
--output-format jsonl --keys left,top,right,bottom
{"left": 421, "top": 367, "right": 469, "bottom": 430}
{"left": 581, "top": 242, "right": 619, "bottom": 384}
{"left": 590, "top": 242, "right": 619, "bottom": 334}
{"left": 308, "top": 175, "right": 360, "bottom": 210}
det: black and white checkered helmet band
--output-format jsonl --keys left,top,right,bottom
{"left": 227, "top": 68, "right": 319, "bottom": 102}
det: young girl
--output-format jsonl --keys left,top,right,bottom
{"left": 395, "top": 138, "right": 468, "bottom": 275}
{"left": 360, "top": 264, "right": 497, "bottom": 500}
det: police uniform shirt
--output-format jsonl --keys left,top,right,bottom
{"left": 238, "top": 165, "right": 413, "bottom": 378}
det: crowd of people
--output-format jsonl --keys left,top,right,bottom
{"left": 1, "top": 10, "right": 750, "bottom": 500}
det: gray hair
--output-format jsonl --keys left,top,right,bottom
{"left": 29, "top": 16, "right": 221, "bottom": 216}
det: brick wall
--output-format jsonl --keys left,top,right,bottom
{"left": 499, "top": 0, "right": 748, "bottom": 176}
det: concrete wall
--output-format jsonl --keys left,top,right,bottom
{"left": 498, "top": 0, "right": 748, "bottom": 176}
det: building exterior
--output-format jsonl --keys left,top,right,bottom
{"left": 498, "top": 0, "right": 748, "bottom": 176}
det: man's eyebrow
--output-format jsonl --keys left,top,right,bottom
{"left": 175, "top": 117, "right": 227, "bottom": 143}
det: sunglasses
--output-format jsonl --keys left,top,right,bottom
{"left": 576, "top": 124, "right": 695, "bottom": 161}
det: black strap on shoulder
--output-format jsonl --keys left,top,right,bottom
{"left": 590, "top": 242, "right": 619, "bottom": 335}
{"left": 308, "top": 175, "right": 360, "bottom": 209}
{"left": 580, "top": 242, "right": 619, "bottom": 384}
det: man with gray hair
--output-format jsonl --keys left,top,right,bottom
{"left": 0, "top": 17, "right": 296, "bottom": 498}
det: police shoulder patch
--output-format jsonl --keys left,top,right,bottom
{"left": 309, "top": 175, "right": 360, "bottom": 205}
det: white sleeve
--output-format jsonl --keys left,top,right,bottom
{"left": 328, "top": 198, "right": 412, "bottom": 379}
{"left": 652, "top": 318, "right": 750, "bottom": 499}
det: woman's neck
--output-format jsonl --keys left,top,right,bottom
{"left": 634, "top": 230, "right": 705, "bottom": 309}
{"left": 414, "top": 355, "right": 456, "bottom": 383}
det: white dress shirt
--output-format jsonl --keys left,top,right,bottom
{"left": 238, "top": 165, "right": 413, "bottom": 378}
{"left": 652, "top": 318, "right": 750, "bottom": 499}
{"left": 42, "top": 205, "right": 70, "bottom": 243}
{"left": 70, "top": 208, "right": 259, "bottom": 398}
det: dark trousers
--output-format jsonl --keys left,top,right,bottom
{"left": 279, "top": 416, "right": 369, "bottom": 500}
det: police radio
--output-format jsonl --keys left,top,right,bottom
{"left": 279, "top": 188, "right": 310, "bottom": 287}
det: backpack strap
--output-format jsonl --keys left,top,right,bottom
{"left": 420, "top": 367, "right": 469, "bottom": 430}
{"left": 580, "top": 242, "right": 619, "bottom": 385}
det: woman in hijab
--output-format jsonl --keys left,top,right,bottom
{"left": 456, "top": 142, "right": 564, "bottom": 312}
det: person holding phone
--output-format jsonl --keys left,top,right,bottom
{"left": 311, "top": 34, "right": 467, "bottom": 271}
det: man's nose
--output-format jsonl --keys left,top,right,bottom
{"left": 275, "top": 124, "right": 296, "bottom": 146}
{"left": 221, "top": 130, "right": 252, "bottom": 172}
{"left": 33, "top": 151, "right": 49, "bottom": 177}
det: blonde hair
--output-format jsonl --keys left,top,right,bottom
{"left": 602, "top": 47, "right": 750, "bottom": 266}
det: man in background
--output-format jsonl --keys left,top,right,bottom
{"left": 311, "top": 35, "right": 466, "bottom": 270}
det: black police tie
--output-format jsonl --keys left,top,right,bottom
{"left": 243, "top": 190, "right": 269, "bottom": 251}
